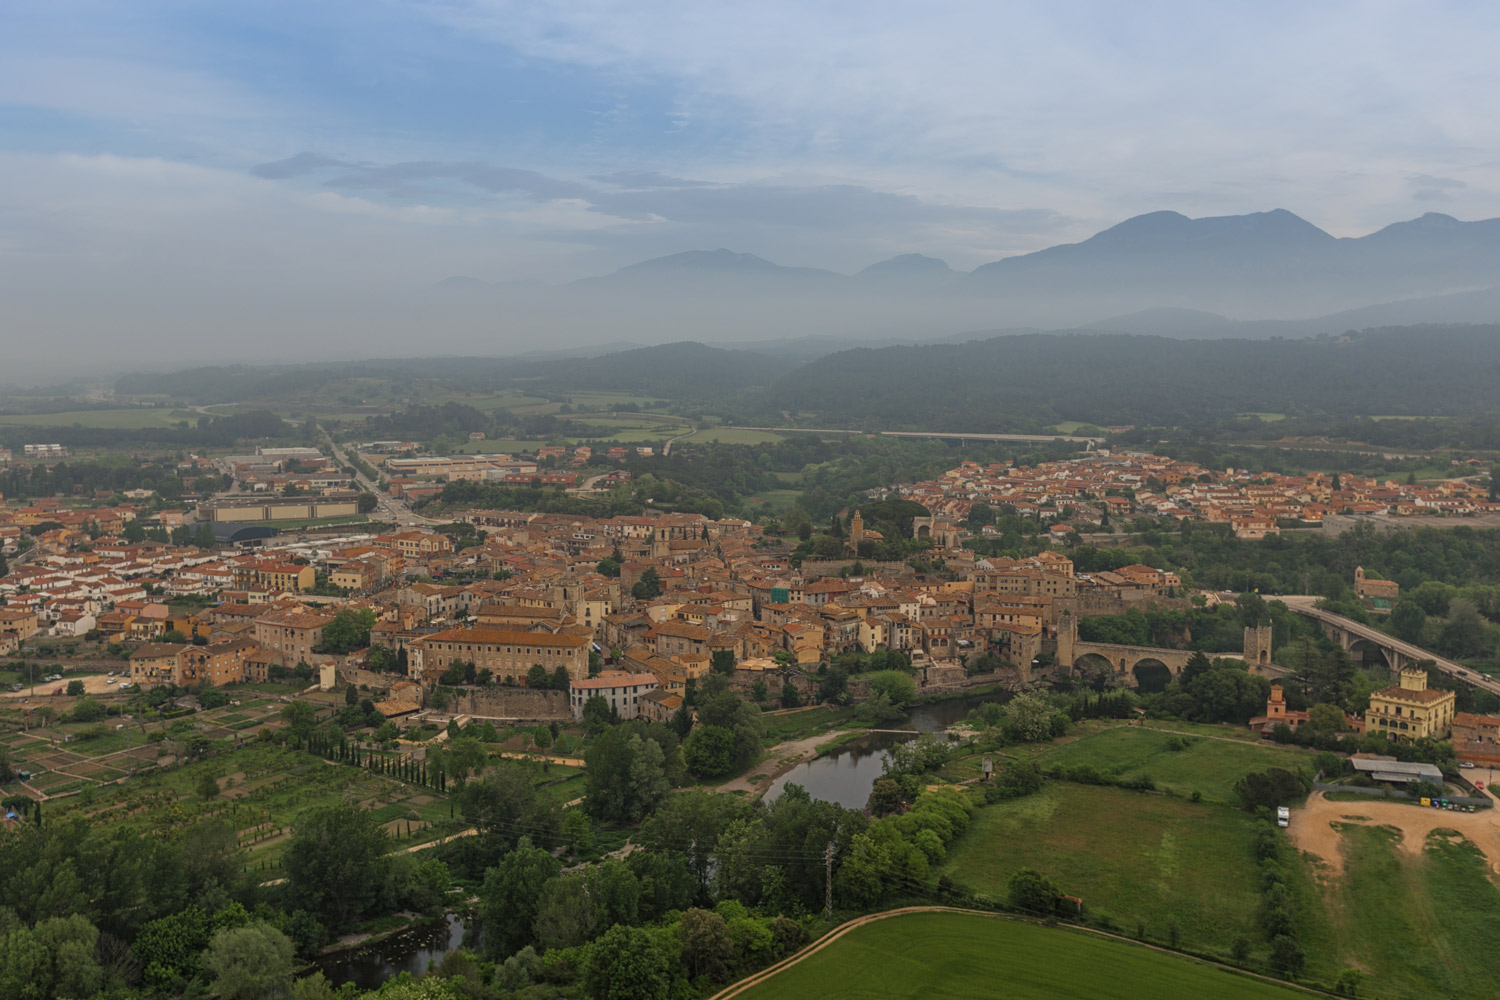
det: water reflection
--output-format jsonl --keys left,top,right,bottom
{"left": 314, "top": 915, "right": 468, "bottom": 989}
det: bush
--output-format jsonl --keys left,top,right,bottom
{"left": 1007, "top": 868, "right": 1059, "bottom": 914}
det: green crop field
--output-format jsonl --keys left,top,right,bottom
{"left": 940, "top": 784, "right": 1268, "bottom": 960}
{"left": 0, "top": 408, "right": 191, "bottom": 429}
{"left": 1028, "top": 723, "right": 1316, "bottom": 803}
{"left": 732, "top": 911, "right": 1307, "bottom": 1000}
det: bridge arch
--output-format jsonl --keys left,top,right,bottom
{"left": 1131, "top": 658, "right": 1173, "bottom": 693}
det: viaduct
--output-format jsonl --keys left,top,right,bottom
{"left": 1281, "top": 598, "right": 1500, "bottom": 698}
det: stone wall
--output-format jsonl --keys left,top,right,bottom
{"left": 799, "top": 559, "right": 908, "bottom": 579}
{"left": 451, "top": 687, "right": 571, "bottom": 722}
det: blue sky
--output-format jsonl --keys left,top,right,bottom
{"left": 2, "top": 1, "right": 1498, "bottom": 372}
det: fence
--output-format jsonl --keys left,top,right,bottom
{"left": 1313, "top": 780, "right": 1492, "bottom": 809}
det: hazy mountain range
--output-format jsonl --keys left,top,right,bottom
{"left": 436, "top": 209, "right": 1500, "bottom": 339}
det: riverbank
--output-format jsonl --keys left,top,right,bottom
{"left": 716, "top": 728, "right": 861, "bottom": 798}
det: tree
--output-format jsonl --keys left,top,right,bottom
{"left": 582, "top": 694, "right": 614, "bottom": 732}
{"left": 1390, "top": 601, "right": 1427, "bottom": 644}
{"left": 780, "top": 680, "right": 801, "bottom": 709}
{"left": 320, "top": 608, "right": 376, "bottom": 654}
{"left": 65, "top": 679, "right": 84, "bottom": 697}
{"left": 586, "top": 728, "right": 670, "bottom": 823}
{"left": 1007, "top": 868, "right": 1059, "bottom": 914}
{"left": 438, "top": 737, "right": 488, "bottom": 789}
{"left": 526, "top": 663, "right": 549, "bottom": 689}
{"left": 480, "top": 837, "right": 559, "bottom": 959}
{"left": 203, "top": 923, "right": 295, "bottom": 1000}
{"left": 279, "top": 701, "right": 317, "bottom": 744}
{"left": 551, "top": 665, "right": 571, "bottom": 691}
{"left": 70, "top": 698, "right": 106, "bottom": 723}
{"left": 283, "top": 806, "right": 389, "bottom": 931}
{"left": 356, "top": 492, "right": 378, "bottom": 513}
{"left": 683, "top": 725, "right": 736, "bottom": 777}
{"left": 631, "top": 567, "right": 663, "bottom": 601}
{"left": 1305, "top": 703, "right": 1347, "bottom": 732}
{"left": 163, "top": 629, "right": 190, "bottom": 644}
{"left": 533, "top": 874, "right": 598, "bottom": 950}
{"left": 596, "top": 557, "right": 621, "bottom": 577}
{"left": 678, "top": 907, "right": 734, "bottom": 981}
{"left": 584, "top": 924, "right": 673, "bottom": 1000}
{"left": 1234, "top": 767, "right": 1311, "bottom": 812}
{"left": 532, "top": 725, "right": 553, "bottom": 751}
{"left": 710, "top": 650, "right": 736, "bottom": 675}
{"left": 456, "top": 763, "right": 561, "bottom": 853}
{"left": 344, "top": 683, "right": 358, "bottom": 706}
{"left": 867, "top": 670, "right": 916, "bottom": 710}
{"left": 197, "top": 772, "right": 221, "bottom": 800}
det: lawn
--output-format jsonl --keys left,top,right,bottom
{"left": 759, "top": 705, "right": 861, "bottom": 744}
{"left": 1026, "top": 723, "right": 1316, "bottom": 803}
{"left": 732, "top": 911, "right": 1308, "bottom": 1000}
{"left": 1310, "top": 824, "right": 1500, "bottom": 999}
{"left": 939, "top": 783, "right": 1268, "bottom": 960}
{"left": 744, "top": 488, "right": 804, "bottom": 511}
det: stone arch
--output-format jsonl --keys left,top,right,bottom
{"left": 1072, "top": 652, "right": 1119, "bottom": 690}
{"left": 1131, "top": 658, "right": 1173, "bottom": 694}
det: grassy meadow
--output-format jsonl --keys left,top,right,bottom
{"left": 732, "top": 911, "right": 1310, "bottom": 1000}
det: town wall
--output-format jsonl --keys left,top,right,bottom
{"left": 451, "top": 687, "right": 571, "bottom": 721}
{"left": 800, "top": 559, "right": 909, "bottom": 579}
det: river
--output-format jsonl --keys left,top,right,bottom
{"left": 314, "top": 915, "right": 469, "bottom": 989}
{"left": 763, "top": 690, "right": 1009, "bottom": 810}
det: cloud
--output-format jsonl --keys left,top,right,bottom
{"left": 249, "top": 153, "right": 1071, "bottom": 263}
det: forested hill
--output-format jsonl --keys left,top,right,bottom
{"left": 509, "top": 341, "right": 797, "bottom": 398}
{"left": 752, "top": 325, "right": 1500, "bottom": 429}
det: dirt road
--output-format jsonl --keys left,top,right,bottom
{"left": 1290, "top": 790, "right": 1500, "bottom": 876}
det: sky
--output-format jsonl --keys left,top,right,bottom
{"left": 3, "top": 1, "right": 1500, "bottom": 375}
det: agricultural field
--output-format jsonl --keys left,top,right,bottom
{"left": 677, "top": 427, "right": 785, "bottom": 445}
{"left": 47, "top": 742, "right": 464, "bottom": 872}
{"left": 0, "top": 407, "right": 193, "bottom": 429}
{"left": 1021, "top": 722, "right": 1317, "bottom": 803}
{"left": 940, "top": 783, "right": 1270, "bottom": 961}
{"left": 731, "top": 911, "right": 1307, "bottom": 1000}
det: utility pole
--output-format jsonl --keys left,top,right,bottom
{"left": 824, "top": 842, "right": 835, "bottom": 922}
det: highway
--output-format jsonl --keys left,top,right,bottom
{"left": 1279, "top": 595, "right": 1500, "bottom": 698}
{"left": 733, "top": 426, "right": 1104, "bottom": 445}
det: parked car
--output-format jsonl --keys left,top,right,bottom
{"left": 1461, "top": 761, "right": 1476, "bottom": 769}
{"left": 106, "top": 677, "right": 116, "bottom": 685}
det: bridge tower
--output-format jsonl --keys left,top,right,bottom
{"left": 1057, "top": 612, "right": 1077, "bottom": 669}
{"left": 1243, "top": 625, "right": 1273, "bottom": 669}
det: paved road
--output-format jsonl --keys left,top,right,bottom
{"left": 318, "top": 426, "right": 448, "bottom": 527}
{"left": 1280, "top": 595, "right": 1500, "bottom": 697}
{"left": 734, "top": 426, "right": 1103, "bottom": 445}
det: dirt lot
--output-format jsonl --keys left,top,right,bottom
{"left": 2, "top": 673, "right": 128, "bottom": 699}
{"left": 1291, "top": 790, "right": 1500, "bottom": 876}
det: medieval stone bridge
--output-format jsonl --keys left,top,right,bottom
{"left": 1055, "top": 614, "right": 1274, "bottom": 688}
{"left": 1281, "top": 596, "right": 1500, "bottom": 698}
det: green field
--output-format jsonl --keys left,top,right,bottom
{"left": 733, "top": 911, "right": 1307, "bottom": 1000}
{"left": 0, "top": 408, "right": 191, "bottom": 429}
{"left": 678, "top": 427, "right": 785, "bottom": 445}
{"left": 1024, "top": 724, "right": 1315, "bottom": 803}
{"left": 941, "top": 784, "right": 1268, "bottom": 959}
{"left": 1313, "top": 825, "right": 1500, "bottom": 999}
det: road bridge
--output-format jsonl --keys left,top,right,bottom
{"left": 1280, "top": 596, "right": 1500, "bottom": 698}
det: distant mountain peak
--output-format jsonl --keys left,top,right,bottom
{"left": 856, "top": 253, "right": 958, "bottom": 280}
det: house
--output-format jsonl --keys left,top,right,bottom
{"left": 1364, "top": 668, "right": 1456, "bottom": 741}
{"left": 568, "top": 670, "right": 660, "bottom": 721}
